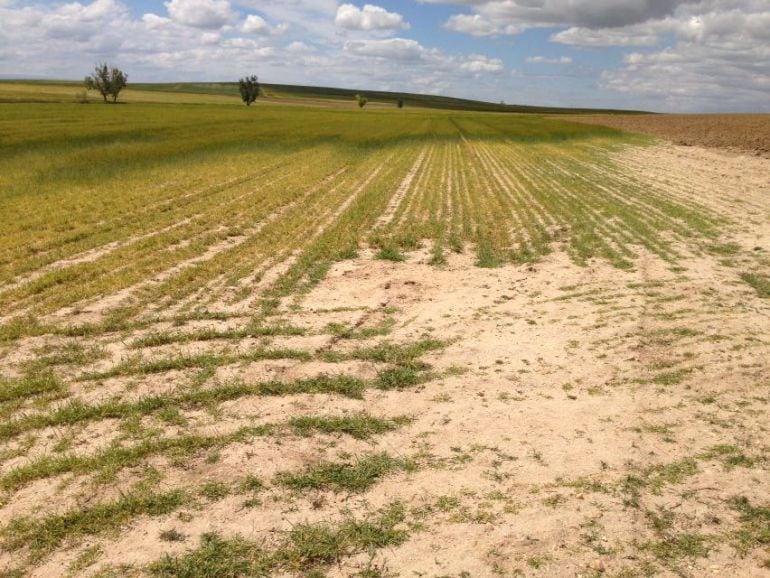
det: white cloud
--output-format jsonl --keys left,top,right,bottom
{"left": 444, "top": 14, "right": 518, "bottom": 37}
{"left": 345, "top": 38, "right": 423, "bottom": 61}
{"left": 526, "top": 56, "right": 573, "bottom": 64}
{"left": 600, "top": 0, "right": 770, "bottom": 111}
{"left": 551, "top": 26, "right": 659, "bottom": 46}
{"left": 165, "top": 0, "right": 236, "bottom": 30}
{"left": 459, "top": 54, "right": 505, "bottom": 73}
{"left": 242, "top": 14, "right": 268, "bottom": 34}
{"left": 335, "top": 4, "right": 408, "bottom": 31}
{"left": 241, "top": 13, "right": 286, "bottom": 35}
{"left": 286, "top": 41, "right": 314, "bottom": 53}
{"left": 0, "top": 0, "right": 766, "bottom": 111}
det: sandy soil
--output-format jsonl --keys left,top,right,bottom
{"left": 1, "top": 143, "right": 768, "bottom": 578}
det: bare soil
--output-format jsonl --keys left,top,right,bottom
{"left": 1, "top": 143, "right": 769, "bottom": 578}
{"left": 567, "top": 114, "right": 770, "bottom": 158}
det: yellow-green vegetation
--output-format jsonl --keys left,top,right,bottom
{"left": 1, "top": 84, "right": 765, "bottom": 578}
{"left": 0, "top": 98, "right": 714, "bottom": 326}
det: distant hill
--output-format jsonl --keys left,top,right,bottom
{"left": 130, "top": 81, "right": 647, "bottom": 115}
{"left": 0, "top": 78, "right": 646, "bottom": 114}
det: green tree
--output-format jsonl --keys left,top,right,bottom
{"left": 84, "top": 63, "right": 127, "bottom": 103}
{"left": 396, "top": 99, "right": 404, "bottom": 109}
{"left": 238, "top": 75, "right": 260, "bottom": 106}
{"left": 356, "top": 94, "right": 368, "bottom": 108}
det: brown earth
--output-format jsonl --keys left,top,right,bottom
{"left": 566, "top": 114, "right": 770, "bottom": 158}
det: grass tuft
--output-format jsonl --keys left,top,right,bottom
{"left": 289, "top": 413, "right": 410, "bottom": 440}
{"left": 741, "top": 272, "right": 770, "bottom": 298}
{"left": 274, "top": 452, "right": 412, "bottom": 493}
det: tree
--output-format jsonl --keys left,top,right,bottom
{"left": 238, "top": 75, "right": 260, "bottom": 106}
{"left": 396, "top": 99, "right": 404, "bottom": 109}
{"left": 84, "top": 63, "right": 127, "bottom": 103}
{"left": 355, "top": 93, "right": 368, "bottom": 108}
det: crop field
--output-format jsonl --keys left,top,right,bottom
{"left": 0, "top": 97, "right": 769, "bottom": 578}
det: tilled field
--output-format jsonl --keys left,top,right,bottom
{"left": 0, "top": 105, "right": 769, "bottom": 578}
{"left": 566, "top": 113, "right": 770, "bottom": 158}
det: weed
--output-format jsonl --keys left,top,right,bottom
{"left": 148, "top": 503, "right": 407, "bottom": 577}
{"left": 289, "top": 414, "right": 410, "bottom": 440}
{"left": 274, "top": 453, "right": 412, "bottom": 493}
{"left": 741, "top": 272, "right": 770, "bottom": 298}
{"left": 2, "top": 490, "right": 187, "bottom": 553}
{"left": 376, "top": 246, "right": 406, "bottom": 262}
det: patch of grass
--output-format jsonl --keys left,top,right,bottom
{"left": 706, "top": 241, "right": 741, "bottom": 255}
{"left": 741, "top": 272, "right": 770, "bottom": 298}
{"left": 238, "top": 474, "right": 265, "bottom": 494}
{"left": 274, "top": 452, "right": 412, "bottom": 493}
{"left": 149, "top": 532, "right": 271, "bottom": 578}
{"left": 253, "top": 374, "right": 368, "bottom": 398}
{"left": 148, "top": 502, "right": 408, "bottom": 577}
{"left": 68, "top": 545, "right": 103, "bottom": 575}
{"left": 26, "top": 343, "right": 106, "bottom": 370}
{"left": 0, "top": 426, "right": 270, "bottom": 492}
{"left": 325, "top": 318, "right": 395, "bottom": 340}
{"left": 0, "top": 371, "right": 65, "bottom": 403}
{"left": 289, "top": 413, "right": 410, "bottom": 440}
{"left": 346, "top": 338, "right": 446, "bottom": 366}
{"left": 475, "top": 243, "right": 504, "bottom": 268}
{"left": 645, "top": 458, "right": 699, "bottom": 493}
{"left": 131, "top": 324, "right": 306, "bottom": 348}
{"left": 651, "top": 368, "right": 692, "bottom": 386}
{"left": 84, "top": 348, "right": 312, "bottom": 380}
{"left": 199, "top": 481, "right": 230, "bottom": 501}
{"left": 621, "top": 457, "right": 699, "bottom": 507}
{"left": 729, "top": 496, "right": 770, "bottom": 555}
{"left": 1, "top": 490, "right": 187, "bottom": 554}
{"left": 160, "top": 529, "right": 186, "bottom": 543}
{"left": 700, "top": 445, "right": 758, "bottom": 470}
{"left": 641, "top": 533, "right": 710, "bottom": 563}
{"left": 375, "top": 366, "right": 428, "bottom": 390}
{"left": 0, "top": 374, "right": 371, "bottom": 442}
{"left": 375, "top": 246, "right": 406, "bottom": 262}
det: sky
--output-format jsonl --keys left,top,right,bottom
{"left": 0, "top": 0, "right": 768, "bottom": 112}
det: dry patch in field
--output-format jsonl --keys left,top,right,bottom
{"left": 0, "top": 140, "right": 768, "bottom": 578}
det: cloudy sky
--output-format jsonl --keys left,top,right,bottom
{"left": 0, "top": 0, "right": 768, "bottom": 112}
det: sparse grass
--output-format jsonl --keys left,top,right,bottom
{"left": 289, "top": 413, "right": 410, "bottom": 440}
{"left": 729, "top": 496, "right": 770, "bottom": 555}
{"left": 147, "top": 502, "right": 408, "bottom": 577}
{"left": 0, "top": 89, "right": 755, "bottom": 577}
{"left": 375, "top": 246, "right": 406, "bottom": 262}
{"left": 131, "top": 324, "right": 306, "bottom": 348}
{"left": 274, "top": 453, "right": 412, "bottom": 493}
{"left": 651, "top": 368, "right": 693, "bottom": 386}
{"left": 1, "top": 490, "right": 187, "bottom": 554}
{"left": 741, "top": 272, "right": 770, "bottom": 298}
{"left": 0, "top": 409, "right": 412, "bottom": 492}
{"left": 0, "top": 371, "right": 65, "bottom": 403}
{"left": 83, "top": 348, "right": 312, "bottom": 380}
{"left": 199, "top": 481, "right": 230, "bottom": 501}
{"left": 641, "top": 532, "right": 710, "bottom": 563}
{"left": 345, "top": 339, "right": 446, "bottom": 366}
{"left": 700, "top": 445, "right": 759, "bottom": 470}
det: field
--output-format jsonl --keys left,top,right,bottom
{"left": 567, "top": 114, "right": 770, "bottom": 158}
{"left": 0, "top": 80, "right": 642, "bottom": 114}
{"left": 0, "top": 93, "right": 769, "bottom": 578}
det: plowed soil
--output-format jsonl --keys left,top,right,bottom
{"left": 567, "top": 113, "right": 770, "bottom": 157}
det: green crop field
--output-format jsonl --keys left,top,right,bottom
{"left": 0, "top": 86, "right": 768, "bottom": 578}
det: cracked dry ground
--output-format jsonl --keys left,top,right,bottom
{"left": 0, "top": 142, "right": 769, "bottom": 578}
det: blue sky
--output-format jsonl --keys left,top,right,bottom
{"left": 0, "top": 0, "right": 768, "bottom": 112}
